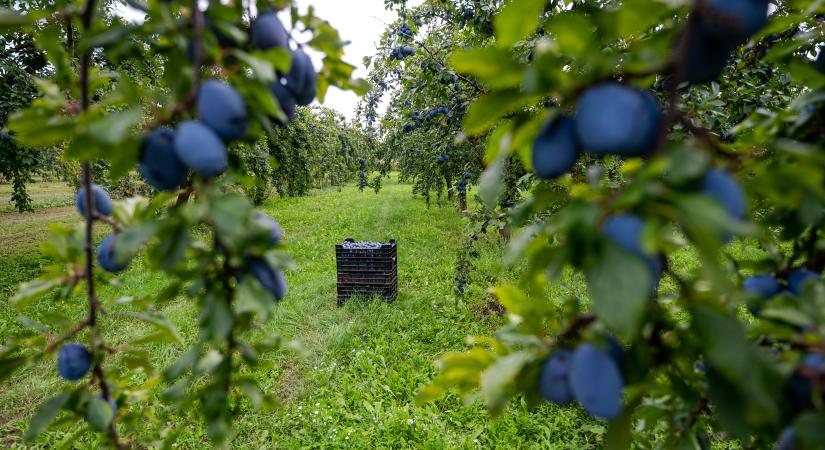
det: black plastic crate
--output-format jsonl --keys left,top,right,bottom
{"left": 336, "top": 239, "right": 397, "bottom": 305}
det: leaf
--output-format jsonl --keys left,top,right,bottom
{"left": 12, "top": 276, "right": 65, "bottom": 310}
{"left": 494, "top": 0, "right": 546, "bottom": 47}
{"left": 463, "top": 91, "right": 535, "bottom": 135}
{"left": 232, "top": 50, "right": 277, "bottom": 83}
{"left": 586, "top": 242, "right": 653, "bottom": 340}
{"left": 478, "top": 155, "right": 506, "bottom": 210}
{"left": 124, "top": 312, "right": 182, "bottom": 344}
{"left": 450, "top": 48, "right": 526, "bottom": 88}
{"left": 546, "top": 13, "right": 594, "bottom": 57}
{"left": 0, "top": 356, "right": 28, "bottom": 383}
{"left": 479, "top": 351, "right": 535, "bottom": 415}
{"left": 85, "top": 396, "right": 114, "bottom": 432}
{"left": 24, "top": 393, "right": 71, "bottom": 442}
{"left": 0, "top": 7, "right": 34, "bottom": 31}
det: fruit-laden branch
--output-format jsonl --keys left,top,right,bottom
{"left": 77, "top": 0, "right": 125, "bottom": 446}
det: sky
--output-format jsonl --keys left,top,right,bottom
{"left": 118, "top": 1, "right": 422, "bottom": 121}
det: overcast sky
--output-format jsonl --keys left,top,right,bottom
{"left": 119, "top": 1, "right": 421, "bottom": 121}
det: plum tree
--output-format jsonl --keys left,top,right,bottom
{"left": 97, "top": 235, "right": 131, "bottom": 273}
{"left": 198, "top": 81, "right": 249, "bottom": 141}
{"left": 531, "top": 116, "right": 580, "bottom": 180}
{"left": 251, "top": 10, "right": 289, "bottom": 50}
{"left": 574, "top": 84, "right": 661, "bottom": 157}
{"left": 174, "top": 120, "right": 228, "bottom": 178}
{"left": 57, "top": 344, "right": 91, "bottom": 381}
{"left": 569, "top": 344, "right": 624, "bottom": 421}
{"left": 139, "top": 128, "right": 188, "bottom": 191}
{"left": 538, "top": 349, "right": 574, "bottom": 405}
{"left": 75, "top": 184, "right": 113, "bottom": 217}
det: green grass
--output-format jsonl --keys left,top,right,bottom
{"left": 0, "top": 177, "right": 602, "bottom": 449}
{"left": 0, "top": 180, "right": 75, "bottom": 213}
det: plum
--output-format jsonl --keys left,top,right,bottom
{"left": 174, "top": 121, "right": 228, "bottom": 177}
{"left": 76, "top": 184, "right": 113, "bottom": 218}
{"left": 245, "top": 256, "right": 288, "bottom": 301}
{"left": 743, "top": 275, "right": 781, "bottom": 299}
{"left": 788, "top": 270, "right": 819, "bottom": 296}
{"left": 139, "top": 127, "right": 188, "bottom": 190}
{"left": 569, "top": 344, "right": 624, "bottom": 420}
{"left": 532, "top": 116, "right": 581, "bottom": 180}
{"left": 255, "top": 212, "right": 283, "bottom": 247}
{"left": 775, "top": 427, "right": 797, "bottom": 450}
{"left": 285, "top": 49, "right": 317, "bottom": 106}
{"left": 271, "top": 81, "right": 297, "bottom": 123}
{"left": 574, "top": 84, "right": 661, "bottom": 156}
{"left": 198, "top": 81, "right": 248, "bottom": 141}
{"left": 602, "top": 214, "right": 663, "bottom": 281}
{"left": 251, "top": 11, "right": 289, "bottom": 50}
{"left": 538, "top": 349, "right": 575, "bottom": 405}
{"left": 97, "top": 235, "right": 130, "bottom": 273}
{"left": 702, "top": 169, "right": 746, "bottom": 221}
{"left": 58, "top": 343, "right": 91, "bottom": 381}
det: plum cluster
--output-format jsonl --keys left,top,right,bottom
{"left": 390, "top": 45, "right": 416, "bottom": 61}
{"left": 683, "top": 0, "right": 770, "bottom": 84}
{"left": 532, "top": 83, "right": 662, "bottom": 180}
{"left": 341, "top": 241, "right": 384, "bottom": 250}
{"left": 435, "top": 155, "right": 448, "bottom": 164}
{"left": 358, "top": 159, "right": 369, "bottom": 189}
{"left": 74, "top": 184, "right": 135, "bottom": 274}
{"left": 744, "top": 270, "right": 822, "bottom": 312}
{"left": 539, "top": 342, "right": 624, "bottom": 420}
{"left": 427, "top": 106, "right": 449, "bottom": 121}
{"left": 397, "top": 24, "right": 415, "bottom": 39}
{"left": 456, "top": 179, "right": 468, "bottom": 194}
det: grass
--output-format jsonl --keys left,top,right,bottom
{"left": 0, "top": 176, "right": 602, "bottom": 449}
{"left": 0, "top": 180, "right": 75, "bottom": 213}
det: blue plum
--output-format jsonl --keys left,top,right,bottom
{"left": 538, "top": 349, "right": 575, "bottom": 405}
{"left": 174, "top": 121, "right": 228, "bottom": 178}
{"left": 602, "top": 214, "right": 662, "bottom": 280}
{"left": 271, "top": 81, "right": 297, "bottom": 123}
{"left": 532, "top": 116, "right": 580, "bottom": 180}
{"left": 569, "top": 344, "right": 624, "bottom": 420}
{"left": 139, "top": 128, "right": 188, "bottom": 190}
{"left": 574, "top": 84, "right": 661, "bottom": 156}
{"left": 245, "top": 256, "right": 288, "bottom": 301}
{"left": 255, "top": 212, "right": 283, "bottom": 247}
{"left": 198, "top": 81, "right": 248, "bottom": 141}
{"left": 97, "top": 235, "right": 130, "bottom": 273}
{"left": 743, "top": 275, "right": 781, "bottom": 299}
{"left": 285, "top": 49, "right": 317, "bottom": 106}
{"left": 76, "top": 184, "right": 113, "bottom": 217}
{"left": 702, "top": 169, "right": 746, "bottom": 221}
{"left": 701, "top": 0, "right": 770, "bottom": 43}
{"left": 803, "top": 353, "right": 825, "bottom": 371}
{"left": 251, "top": 11, "right": 289, "bottom": 50}
{"left": 58, "top": 343, "right": 91, "bottom": 381}
{"left": 788, "top": 270, "right": 819, "bottom": 296}
{"left": 775, "top": 427, "right": 797, "bottom": 450}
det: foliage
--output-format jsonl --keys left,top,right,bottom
{"left": 366, "top": 0, "right": 825, "bottom": 448}
{"left": 0, "top": 0, "right": 367, "bottom": 447}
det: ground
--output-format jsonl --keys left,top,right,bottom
{"left": 0, "top": 176, "right": 604, "bottom": 449}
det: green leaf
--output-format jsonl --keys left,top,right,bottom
{"left": 0, "top": 7, "right": 34, "bottom": 31}
{"left": 546, "top": 13, "right": 594, "bottom": 57}
{"left": 124, "top": 312, "right": 182, "bottom": 344}
{"left": 24, "top": 393, "right": 71, "bottom": 442}
{"left": 586, "top": 242, "right": 653, "bottom": 340}
{"left": 494, "top": 0, "right": 546, "bottom": 47}
{"left": 450, "top": 48, "right": 526, "bottom": 88}
{"left": 85, "top": 396, "right": 114, "bottom": 432}
{"left": 463, "top": 91, "right": 534, "bottom": 135}
{"left": 12, "top": 276, "right": 65, "bottom": 310}
{"left": 478, "top": 155, "right": 506, "bottom": 210}
{"left": 479, "top": 351, "right": 535, "bottom": 415}
{"left": 0, "top": 356, "right": 28, "bottom": 383}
